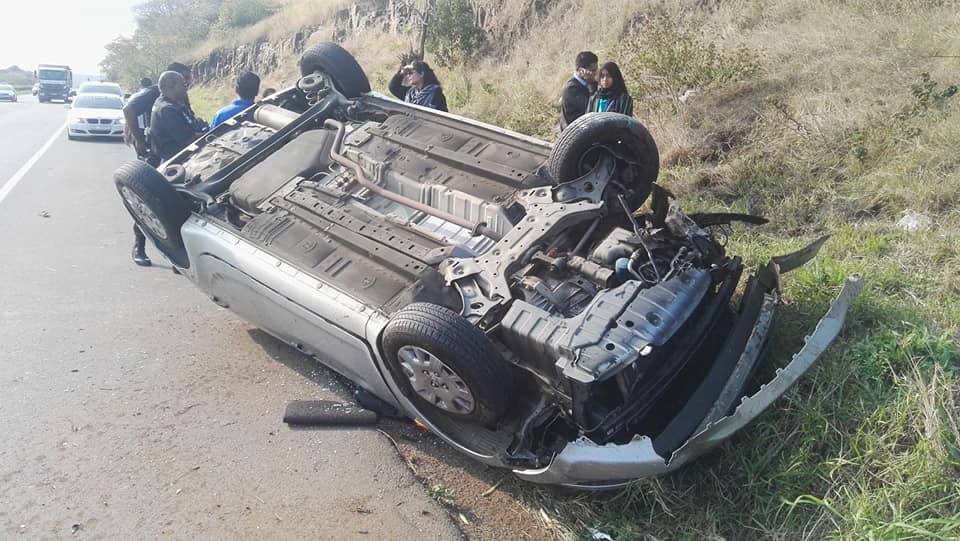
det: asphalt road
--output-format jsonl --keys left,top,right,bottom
{"left": 0, "top": 96, "right": 461, "bottom": 540}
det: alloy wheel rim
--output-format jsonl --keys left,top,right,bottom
{"left": 120, "top": 186, "right": 168, "bottom": 240}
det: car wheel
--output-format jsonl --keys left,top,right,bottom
{"left": 298, "top": 42, "right": 371, "bottom": 98}
{"left": 382, "top": 303, "right": 514, "bottom": 425}
{"left": 548, "top": 112, "right": 660, "bottom": 206}
{"left": 114, "top": 160, "right": 191, "bottom": 268}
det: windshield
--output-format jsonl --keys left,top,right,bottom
{"left": 38, "top": 69, "right": 68, "bottom": 81}
{"left": 80, "top": 84, "right": 122, "bottom": 96}
{"left": 73, "top": 95, "right": 123, "bottom": 110}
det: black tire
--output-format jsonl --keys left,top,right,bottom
{"left": 299, "top": 42, "right": 371, "bottom": 98}
{"left": 114, "top": 160, "right": 191, "bottom": 268}
{"left": 382, "top": 303, "right": 514, "bottom": 425}
{"left": 549, "top": 112, "right": 660, "bottom": 205}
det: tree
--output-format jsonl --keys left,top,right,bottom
{"left": 426, "top": 0, "right": 485, "bottom": 67}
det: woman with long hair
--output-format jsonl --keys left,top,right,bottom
{"left": 587, "top": 62, "right": 633, "bottom": 116}
{"left": 389, "top": 60, "right": 449, "bottom": 112}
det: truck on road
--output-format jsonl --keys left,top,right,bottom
{"left": 35, "top": 64, "right": 73, "bottom": 103}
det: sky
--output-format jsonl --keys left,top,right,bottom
{"left": 1, "top": 1, "right": 140, "bottom": 75}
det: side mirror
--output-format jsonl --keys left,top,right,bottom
{"left": 69, "top": 90, "right": 77, "bottom": 97}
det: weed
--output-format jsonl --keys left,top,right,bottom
{"left": 429, "top": 483, "right": 456, "bottom": 507}
{"left": 892, "top": 72, "right": 959, "bottom": 137}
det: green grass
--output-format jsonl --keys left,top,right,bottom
{"left": 187, "top": 85, "right": 235, "bottom": 126}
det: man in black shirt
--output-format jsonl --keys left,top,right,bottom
{"left": 123, "top": 62, "right": 192, "bottom": 165}
{"left": 149, "top": 70, "right": 207, "bottom": 161}
{"left": 559, "top": 51, "right": 598, "bottom": 130}
{"left": 123, "top": 62, "right": 193, "bottom": 266}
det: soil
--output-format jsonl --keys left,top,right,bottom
{"left": 380, "top": 420, "right": 572, "bottom": 541}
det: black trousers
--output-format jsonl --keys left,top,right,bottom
{"left": 134, "top": 224, "right": 146, "bottom": 249}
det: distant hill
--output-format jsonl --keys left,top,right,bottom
{"left": 0, "top": 65, "right": 34, "bottom": 87}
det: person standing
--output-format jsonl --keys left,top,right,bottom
{"left": 388, "top": 60, "right": 448, "bottom": 112}
{"left": 559, "top": 51, "right": 598, "bottom": 130}
{"left": 123, "top": 62, "right": 192, "bottom": 165}
{"left": 122, "top": 62, "right": 192, "bottom": 267}
{"left": 135, "top": 77, "right": 153, "bottom": 132}
{"left": 210, "top": 71, "right": 260, "bottom": 128}
{"left": 587, "top": 62, "right": 634, "bottom": 117}
{"left": 150, "top": 71, "right": 207, "bottom": 163}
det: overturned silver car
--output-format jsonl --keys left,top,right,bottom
{"left": 115, "top": 43, "right": 862, "bottom": 486}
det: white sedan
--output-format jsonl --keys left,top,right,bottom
{"left": 67, "top": 93, "right": 124, "bottom": 140}
{"left": 0, "top": 84, "right": 17, "bottom": 102}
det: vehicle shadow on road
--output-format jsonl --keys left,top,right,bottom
{"left": 245, "top": 328, "right": 564, "bottom": 539}
{"left": 246, "top": 328, "right": 356, "bottom": 394}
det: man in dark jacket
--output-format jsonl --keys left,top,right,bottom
{"left": 559, "top": 51, "right": 598, "bottom": 130}
{"left": 150, "top": 71, "right": 207, "bottom": 162}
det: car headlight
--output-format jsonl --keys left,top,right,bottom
{"left": 73, "top": 118, "right": 85, "bottom": 124}
{"left": 114, "top": 118, "right": 124, "bottom": 124}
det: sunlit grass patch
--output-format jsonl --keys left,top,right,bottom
{"left": 188, "top": 85, "right": 235, "bottom": 126}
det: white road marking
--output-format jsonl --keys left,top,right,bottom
{"left": 0, "top": 122, "right": 68, "bottom": 206}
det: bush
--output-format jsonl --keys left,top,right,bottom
{"left": 620, "top": 16, "right": 761, "bottom": 98}
{"left": 426, "top": 0, "right": 485, "bottom": 67}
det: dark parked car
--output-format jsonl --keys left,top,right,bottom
{"left": 114, "top": 43, "right": 862, "bottom": 486}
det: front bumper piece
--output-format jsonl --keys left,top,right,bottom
{"left": 69, "top": 122, "right": 123, "bottom": 137}
{"left": 513, "top": 243, "right": 864, "bottom": 486}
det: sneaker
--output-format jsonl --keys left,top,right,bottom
{"left": 132, "top": 246, "right": 151, "bottom": 267}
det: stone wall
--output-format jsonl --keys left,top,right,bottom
{"left": 190, "top": 0, "right": 414, "bottom": 86}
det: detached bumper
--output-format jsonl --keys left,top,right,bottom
{"left": 513, "top": 246, "right": 864, "bottom": 486}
